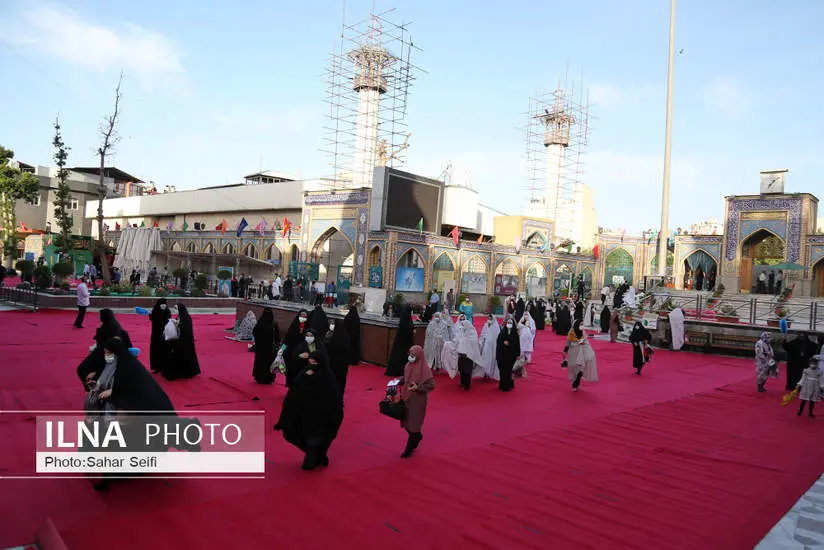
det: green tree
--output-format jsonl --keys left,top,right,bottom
{"left": 52, "top": 117, "right": 73, "bottom": 254}
{"left": 0, "top": 146, "right": 39, "bottom": 263}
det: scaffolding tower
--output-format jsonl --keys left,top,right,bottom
{"left": 322, "top": 9, "right": 423, "bottom": 189}
{"left": 525, "top": 77, "right": 591, "bottom": 245}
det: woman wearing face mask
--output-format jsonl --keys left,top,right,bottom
{"left": 563, "top": 320, "right": 599, "bottom": 391}
{"left": 629, "top": 322, "right": 651, "bottom": 376}
{"left": 479, "top": 315, "right": 501, "bottom": 380}
{"left": 755, "top": 332, "right": 777, "bottom": 392}
{"left": 386, "top": 305, "right": 415, "bottom": 377}
{"left": 274, "top": 351, "right": 343, "bottom": 470}
{"left": 292, "top": 329, "right": 329, "bottom": 381}
{"left": 252, "top": 308, "right": 280, "bottom": 385}
{"left": 496, "top": 317, "right": 521, "bottom": 391}
{"left": 149, "top": 298, "right": 172, "bottom": 374}
{"left": 441, "top": 314, "right": 483, "bottom": 390}
{"left": 398, "top": 345, "right": 435, "bottom": 458}
{"left": 78, "top": 309, "right": 133, "bottom": 386}
{"left": 324, "top": 319, "right": 350, "bottom": 396}
{"left": 283, "top": 309, "right": 310, "bottom": 387}
{"left": 518, "top": 311, "right": 536, "bottom": 364}
{"left": 424, "top": 312, "right": 448, "bottom": 374}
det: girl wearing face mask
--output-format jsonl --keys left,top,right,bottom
{"left": 397, "top": 346, "right": 435, "bottom": 458}
{"left": 283, "top": 309, "right": 311, "bottom": 387}
{"left": 496, "top": 317, "right": 521, "bottom": 391}
{"left": 424, "top": 312, "right": 448, "bottom": 374}
{"left": 519, "top": 312, "right": 536, "bottom": 364}
{"left": 275, "top": 351, "right": 343, "bottom": 470}
{"left": 479, "top": 315, "right": 501, "bottom": 380}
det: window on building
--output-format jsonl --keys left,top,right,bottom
{"left": 26, "top": 195, "right": 41, "bottom": 207}
{"left": 69, "top": 198, "right": 80, "bottom": 211}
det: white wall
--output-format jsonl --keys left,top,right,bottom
{"left": 86, "top": 180, "right": 306, "bottom": 219}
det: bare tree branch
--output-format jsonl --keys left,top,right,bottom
{"left": 96, "top": 70, "right": 124, "bottom": 285}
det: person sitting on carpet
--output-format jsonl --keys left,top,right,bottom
{"left": 237, "top": 311, "right": 257, "bottom": 342}
{"left": 398, "top": 345, "right": 435, "bottom": 458}
{"left": 274, "top": 351, "right": 343, "bottom": 470}
{"left": 562, "top": 320, "right": 598, "bottom": 392}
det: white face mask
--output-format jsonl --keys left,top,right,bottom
{"left": 305, "top": 336, "right": 315, "bottom": 344}
{"left": 104, "top": 355, "right": 116, "bottom": 364}
{"left": 299, "top": 316, "right": 307, "bottom": 323}
{"left": 160, "top": 304, "right": 167, "bottom": 310}
{"left": 407, "top": 355, "right": 416, "bottom": 363}
{"left": 329, "top": 324, "right": 335, "bottom": 331}
{"left": 506, "top": 323, "right": 513, "bottom": 329}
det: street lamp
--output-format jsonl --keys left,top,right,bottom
{"left": 657, "top": 0, "right": 676, "bottom": 277}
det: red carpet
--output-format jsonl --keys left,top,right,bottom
{"left": 0, "top": 310, "right": 821, "bottom": 549}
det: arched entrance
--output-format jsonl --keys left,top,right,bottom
{"left": 580, "top": 266, "right": 593, "bottom": 298}
{"left": 740, "top": 230, "right": 785, "bottom": 293}
{"left": 461, "top": 255, "right": 488, "bottom": 295}
{"left": 395, "top": 249, "right": 425, "bottom": 292}
{"left": 367, "top": 245, "right": 383, "bottom": 288}
{"left": 243, "top": 243, "right": 258, "bottom": 259}
{"left": 683, "top": 250, "right": 717, "bottom": 291}
{"left": 526, "top": 263, "right": 547, "bottom": 297}
{"left": 813, "top": 259, "right": 824, "bottom": 297}
{"left": 554, "top": 264, "right": 572, "bottom": 295}
{"left": 603, "top": 248, "right": 633, "bottom": 286}
{"left": 312, "top": 228, "right": 354, "bottom": 292}
{"left": 432, "top": 253, "right": 456, "bottom": 291}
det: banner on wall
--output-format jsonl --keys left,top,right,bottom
{"left": 494, "top": 274, "right": 519, "bottom": 296}
{"left": 369, "top": 267, "right": 383, "bottom": 288}
{"left": 461, "top": 272, "right": 487, "bottom": 294}
{"left": 395, "top": 267, "right": 425, "bottom": 292}
{"left": 218, "top": 266, "right": 233, "bottom": 296}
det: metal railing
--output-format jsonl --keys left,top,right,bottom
{"left": 638, "top": 291, "right": 824, "bottom": 331}
{"left": 0, "top": 284, "right": 39, "bottom": 311}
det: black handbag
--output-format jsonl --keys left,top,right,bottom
{"left": 379, "top": 399, "right": 406, "bottom": 421}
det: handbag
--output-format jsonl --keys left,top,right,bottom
{"left": 379, "top": 398, "right": 406, "bottom": 421}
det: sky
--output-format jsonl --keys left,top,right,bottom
{"left": 1, "top": 0, "right": 823, "bottom": 233}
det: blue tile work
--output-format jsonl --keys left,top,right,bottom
{"left": 725, "top": 197, "right": 802, "bottom": 261}
{"left": 739, "top": 218, "right": 788, "bottom": 241}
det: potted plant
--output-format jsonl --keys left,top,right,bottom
{"left": 717, "top": 303, "right": 739, "bottom": 323}
{"left": 768, "top": 306, "right": 790, "bottom": 328}
{"left": 488, "top": 295, "right": 502, "bottom": 315}
{"left": 658, "top": 297, "right": 675, "bottom": 318}
{"left": 52, "top": 261, "right": 74, "bottom": 285}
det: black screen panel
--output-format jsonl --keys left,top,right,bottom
{"left": 384, "top": 173, "right": 440, "bottom": 233}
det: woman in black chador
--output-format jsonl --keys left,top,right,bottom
{"left": 515, "top": 298, "right": 526, "bottom": 322}
{"left": 274, "top": 351, "right": 343, "bottom": 470}
{"left": 629, "top": 322, "right": 651, "bottom": 375}
{"left": 149, "top": 298, "right": 172, "bottom": 374}
{"left": 324, "top": 319, "right": 350, "bottom": 395}
{"left": 555, "top": 303, "right": 572, "bottom": 336}
{"left": 252, "top": 308, "right": 280, "bottom": 385}
{"left": 344, "top": 307, "right": 361, "bottom": 366}
{"left": 163, "top": 304, "right": 201, "bottom": 380}
{"left": 574, "top": 301, "right": 584, "bottom": 324}
{"left": 283, "top": 309, "right": 310, "bottom": 387}
{"left": 534, "top": 300, "right": 546, "bottom": 331}
{"left": 78, "top": 309, "right": 132, "bottom": 385}
{"left": 496, "top": 316, "right": 521, "bottom": 391}
{"left": 784, "top": 333, "right": 818, "bottom": 390}
{"left": 599, "top": 305, "right": 611, "bottom": 334}
{"left": 307, "top": 305, "right": 329, "bottom": 336}
{"left": 385, "top": 305, "right": 414, "bottom": 377}
{"left": 291, "top": 328, "right": 329, "bottom": 378}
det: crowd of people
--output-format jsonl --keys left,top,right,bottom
{"left": 73, "top": 279, "right": 824, "bottom": 485}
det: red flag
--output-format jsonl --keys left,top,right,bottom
{"left": 282, "top": 217, "right": 291, "bottom": 239}
{"left": 221, "top": 219, "right": 227, "bottom": 235}
{"left": 450, "top": 226, "right": 460, "bottom": 247}
{"left": 115, "top": 222, "right": 121, "bottom": 231}
{"left": 152, "top": 220, "right": 159, "bottom": 228}
{"left": 477, "top": 233, "right": 483, "bottom": 243}
{"left": 593, "top": 245, "right": 599, "bottom": 259}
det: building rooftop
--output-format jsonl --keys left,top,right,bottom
{"left": 71, "top": 167, "right": 144, "bottom": 184}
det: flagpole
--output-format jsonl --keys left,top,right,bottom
{"left": 656, "top": 0, "right": 676, "bottom": 278}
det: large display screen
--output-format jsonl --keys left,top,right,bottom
{"left": 384, "top": 171, "right": 441, "bottom": 233}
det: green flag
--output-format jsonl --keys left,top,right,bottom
{"left": 140, "top": 220, "right": 145, "bottom": 227}
{"left": 416, "top": 217, "right": 423, "bottom": 235}
{"left": 182, "top": 221, "right": 189, "bottom": 231}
